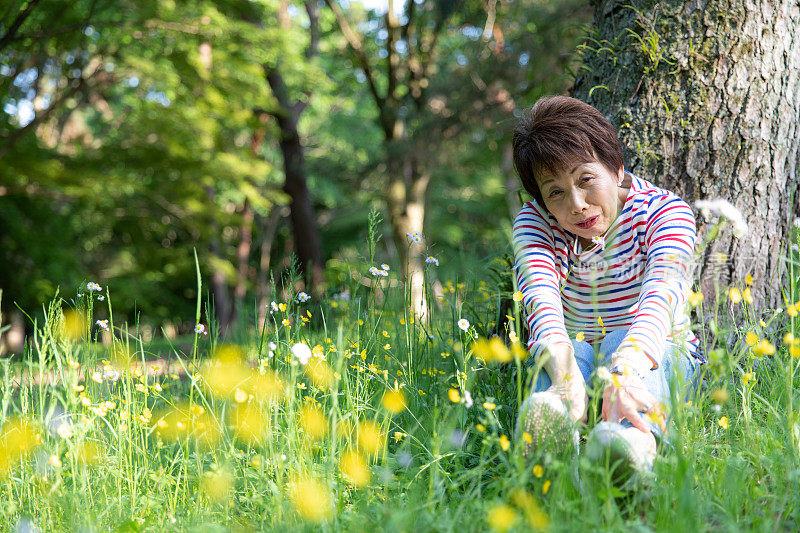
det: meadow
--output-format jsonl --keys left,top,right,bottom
{"left": 1, "top": 218, "right": 799, "bottom": 532}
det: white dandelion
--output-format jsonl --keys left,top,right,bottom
{"left": 457, "top": 318, "right": 470, "bottom": 332}
{"left": 291, "top": 342, "right": 312, "bottom": 365}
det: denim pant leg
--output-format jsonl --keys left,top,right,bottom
{"left": 598, "top": 329, "right": 698, "bottom": 439}
{"left": 530, "top": 339, "right": 596, "bottom": 392}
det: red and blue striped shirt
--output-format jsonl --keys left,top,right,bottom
{"left": 512, "top": 174, "right": 700, "bottom": 369}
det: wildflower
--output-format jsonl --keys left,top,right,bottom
{"left": 743, "top": 287, "right": 753, "bottom": 304}
{"left": 56, "top": 422, "right": 73, "bottom": 439}
{"left": 694, "top": 199, "right": 748, "bottom": 237}
{"left": 542, "top": 480, "right": 551, "bottom": 495}
{"left": 486, "top": 504, "right": 519, "bottom": 533}
{"left": 297, "top": 292, "right": 310, "bottom": 303}
{"left": 533, "top": 464, "right": 543, "bottom": 478}
{"left": 195, "top": 323, "right": 207, "bottom": 335}
{"left": 457, "top": 318, "right": 470, "bottom": 331}
{"left": 499, "top": 434, "right": 510, "bottom": 451}
{"left": 575, "top": 331, "right": 585, "bottom": 342}
{"left": 463, "top": 390, "right": 474, "bottom": 408}
{"left": 591, "top": 235, "right": 605, "bottom": 249}
{"left": 393, "top": 431, "right": 405, "bottom": 442}
{"left": 298, "top": 405, "right": 328, "bottom": 441}
{"left": 96, "top": 319, "right": 109, "bottom": 331}
{"left": 381, "top": 264, "right": 390, "bottom": 271}
{"left": 745, "top": 331, "right": 758, "bottom": 347}
{"left": 369, "top": 266, "right": 388, "bottom": 277}
{"left": 270, "top": 301, "right": 279, "bottom": 312}
{"left": 381, "top": 388, "right": 407, "bottom": 414}
{"left": 729, "top": 287, "right": 742, "bottom": 304}
{"left": 288, "top": 475, "right": 333, "bottom": 523}
{"left": 597, "top": 366, "right": 612, "bottom": 381}
{"left": 483, "top": 402, "right": 496, "bottom": 411}
{"left": 522, "top": 432, "right": 533, "bottom": 443}
{"left": 793, "top": 217, "right": 800, "bottom": 229}
{"left": 752, "top": 339, "right": 775, "bottom": 357}
{"left": 357, "top": 420, "right": 385, "bottom": 455}
{"left": 234, "top": 389, "right": 248, "bottom": 404}
{"left": 742, "top": 372, "right": 755, "bottom": 387}
{"left": 688, "top": 291, "right": 704, "bottom": 307}
{"left": 448, "top": 389, "right": 461, "bottom": 403}
{"left": 90, "top": 372, "right": 103, "bottom": 384}
{"left": 97, "top": 295, "right": 105, "bottom": 301}
{"left": 511, "top": 290, "right": 524, "bottom": 303}
{"left": 711, "top": 389, "right": 729, "bottom": 404}
{"left": 86, "top": 282, "right": 102, "bottom": 292}
{"left": 745, "top": 274, "right": 753, "bottom": 285}
{"left": 339, "top": 450, "right": 371, "bottom": 488}
{"left": 476, "top": 424, "right": 486, "bottom": 432}
{"left": 510, "top": 489, "right": 550, "bottom": 530}
{"left": 788, "top": 303, "right": 799, "bottom": 317}
{"left": 291, "top": 343, "right": 313, "bottom": 365}
{"left": 784, "top": 332, "right": 797, "bottom": 345}
{"left": 406, "top": 231, "right": 422, "bottom": 244}
{"left": 425, "top": 256, "right": 439, "bottom": 266}
{"left": 718, "top": 416, "right": 729, "bottom": 429}
{"left": 49, "top": 454, "right": 62, "bottom": 468}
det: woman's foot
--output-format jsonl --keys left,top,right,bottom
{"left": 516, "top": 391, "right": 579, "bottom": 457}
{"left": 585, "top": 421, "right": 656, "bottom": 486}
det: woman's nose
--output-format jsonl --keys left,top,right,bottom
{"left": 569, "top": 189, "right": 588, "bottom": 213}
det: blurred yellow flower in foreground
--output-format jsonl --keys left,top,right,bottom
{"left": 304, "top": 358, "right": 335, "bottom": 389}
{"left": 471, "top": 338, "right": 512, "bottom": 364}
{"left": 745, "top": 332, "right": 758, "bottom": 347}
{"left": 288, "top": 475, "right": 333, "bottom": 523}
{"left": 448, "top": 389, "right": 461, "bottom": 403}
{"left": 711, "top": 389, "right": 729, "bottom": 405}
{"left": 512, "top": 291, "right": 523, "bottom": 302}
{"left": 201, "top": 469, "right": 232, "bottom": 503}
{"left": 229, "top": 405, "right": 268, "bottom": 445}
{"left": 486, "top": 504, "right": 519, "bottom": 533}
{"left": 339, "top": 450, "right": 371, "bottom": 488}
{"left": 729, "top": 288, "right": 742, "bottom": 304}
{"left": 0, "top": 417, "right": 41, "bottom": 477}
{"left": 510, "top": 488, "right": 549, "bottom": 531}
{"left": 299, "top": 405, "right": 328, "bottom": 442}
{"left": 357, "top": 420, "right": 385, "bottom": 455}
{"left": 202, "top": 345, "right": 250, "bottom": 398}
{"left": 62, "top": 310, "right": 87, "bottom": 340}
{"left": 687, "top": 291, "right": 704, "bottom": 307}
{"left": 751, "top": 339, "right": 775, "bottom": 357}
{"left": 381, "top": 388, "right": 407, "bottom": 414}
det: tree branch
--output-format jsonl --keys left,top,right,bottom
{"left": 0, "top": 0, "right": 41, "bottom": 54}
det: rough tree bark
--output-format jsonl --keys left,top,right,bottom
{"left": 571, "top": 0, "right": 800, "bottom": 308}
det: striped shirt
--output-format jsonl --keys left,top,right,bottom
{"left": 512, "top": 174, "right": 700, "bottom": 370}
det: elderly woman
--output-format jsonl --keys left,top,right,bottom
{"left": 511, "top": 96, "right": 702, "bottom": 478}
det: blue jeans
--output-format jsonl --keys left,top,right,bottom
{"left": 529, "top": 329, "right": 699, "bottom": 439}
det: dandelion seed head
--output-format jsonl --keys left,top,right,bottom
{"left": 457, "top": 318, "right": 470, "bottom": 332}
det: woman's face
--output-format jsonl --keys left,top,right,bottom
{"left": 535, "top": 160, "right": 625, "bottom": 247}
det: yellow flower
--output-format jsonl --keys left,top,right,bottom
{"left": 298, "top": 405, "right": 328, "bottom": 441}
{"left": 745, "top": 274, "right": 753, "bottom": 285}
{"left": 522, "top": 432, "right": 533, "bottom": 444}
{"left": 688, "top": 291, "right": 704, "bottom": 307}
{"left": 597, "top": 316, "right": 604, "bottom": 327}
{"left": 711, "top": 389, "right": 729, "bottom": 404}
{"left": 382, "top": 330, "right": 390, "bottom": 338}
{"left": 288, "top": 475, "right": 333, "bottom": 523}
{"left": 729, "top": 287, "right": 742, "bottom": 304}
{"left": 745, "top": 331, "right": 758, "bottom": 347}
{"left": 483, "top": 402, "right": 496, "bottom": 411}
{"left": 339, "top": 450, "right": 371, "bottom": 488}
{"left": 718, "top": 416, "right": 729, "bottom": 429}
{"left": 234, "top": 389, "right": 248, "bottom": 404}
{"left": 742, "top": 372, "right": 755, "bottom": 387}
{"left": 200, "top": 469, "right": 232, "bottom": 502}
{"left": 575, "top": 331, "right": 585, "bottom": 342}
{"left": 788, "top": 304, "right": 799, "bottom": 317}
{"left": 486, "top": 504, "right": 519, "bottom": 533}
{"left": 476, "top": 424, "right": 486, "bottom": 432}
{"left": 278, "top": 303, "right": 286, "bottom": 312}
{"left": 448, "top": 389, "right": 461, "bottom": 403}
{"left": 512, "top": 291, "right": 523, "bottom": 302}
{"left": 743, "top": 287, "right": 753, "bottom": 304}
{"left": 305, "top": 358, "right": 335, "bottom": 389}
{"left": 357, "top": 420, "right": 385, "bottom": 455}
{"left": 791, "top": 346, "right": 800, "bottom": 358}
{"left": 783, "top": 332, "right": 797, "bottom": 345}
{"left": 499, "top": 434, "right": 510, "bottom": 451}
{"left": 393, "top": 431, "right": 405, "bottom": 442}
{"left": 752, "top": 339, "right": 775, "bottom": 357}
{"left": 510, "top": 342, "right": 529, "bottom": 361}
{"left": 470, "top": 338, "right": 512, "bottom": 363}
{"left": 542, "top": 480, "right": 551, "bottom": 495}
{"left": 510, "top": 489, "right": 550, "bottom": 530}
{"left": 381, "top": 388, "right": 407, "bottom": 414}
{"left": 533, "top": 464, "right": 543, "bottom": 478}
{"left": 229, "top": 405, "right": 268, "bottom": 445}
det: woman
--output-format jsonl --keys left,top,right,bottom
{"left": 511, "top": 96, "right": 702, "bottom": 477}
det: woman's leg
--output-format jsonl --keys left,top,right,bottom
{"left": 529, "top": 339, "right": 595, "bottom": 392}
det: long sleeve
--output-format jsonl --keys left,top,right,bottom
{"left": 615, "top": 196, "right": 697, "bottom": 369}
{"left": 512, "top": 203, "right": 571, "bottom": 360}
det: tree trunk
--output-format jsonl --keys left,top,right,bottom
{"left": 572, "top": 0, "right": 800, "bottom": 308}
{"left": 233, "top": 198, "right": 254, "bottom": 323}
{"left": 387, "top": 154, "right": 430, "bottom": 320}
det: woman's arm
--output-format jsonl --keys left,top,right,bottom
{"left": 513, "top": 203, "right": 586, "bottom": 421}
{"left": 612, "top": 195, "right": 697, "bottom": 372}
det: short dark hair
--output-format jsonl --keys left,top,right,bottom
{"left": 512, "top": 96, "right": 624, "bottom": 208}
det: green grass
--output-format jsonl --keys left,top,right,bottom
{"left": 1, "top": 233, "right": 799, "bottom": 532}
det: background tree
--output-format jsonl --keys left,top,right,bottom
{"left": 571, "top": 0, "right": 800, "bottom": 307}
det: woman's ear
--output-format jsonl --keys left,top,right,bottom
{"left": 617, "top": 166, "right": 624, "bottom": 186}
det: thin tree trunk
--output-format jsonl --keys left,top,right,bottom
{"left": 572, "top": 0, "right": 800, "bottom": 308}
{"left": 233, "top": 199, "right": 254, "bottom": 323}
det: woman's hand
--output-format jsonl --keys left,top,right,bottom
{"left": 601, "top": 374, "right": 665, "bottom": 433}
{"left": 541, "top": 342, "right": 587, "bottom": 422}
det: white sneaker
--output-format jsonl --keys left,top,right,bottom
{"left": 585, "top": 422, "right": 657, "bottom": 486}
{"left": 516, "top": 391, "right": 579, "bottom": 457}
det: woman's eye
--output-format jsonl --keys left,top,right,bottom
{"left": 581, "top": 175, "right": 593, "bottom": 183}
{"left": 548, "top": 190, "right": 562, "bottom": 198}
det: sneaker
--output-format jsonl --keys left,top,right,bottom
{"left": 584, "top": 421, "right": 657, "bottom": 486}
{"left": 516, "top": 391, "right": 579, "bottom": 457}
